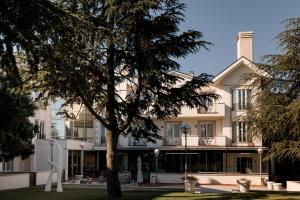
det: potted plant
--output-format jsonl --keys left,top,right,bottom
{"left": 182, "top": 176, "right": 198, "bottom": 192}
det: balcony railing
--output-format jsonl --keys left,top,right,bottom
{"left": 165, "top": 135, "right": 227, "bottom": 146}
{"left": 128, "top": 137, "right": 147, "bottom": 146}
{"left": 233, "top": 103, "right": 251, "bottom": 111}
{"left": 197, "top": 105, "right": 217, "bottom": 114}
{"left": 199, "top": 137, "right": 216, "bottom": 145}
{"left": 164, "top": 137, "right": 180, "bottom": 146}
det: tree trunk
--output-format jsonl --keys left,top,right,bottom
{"left": 106, "top": 129, "right": 121, "bottom": 197}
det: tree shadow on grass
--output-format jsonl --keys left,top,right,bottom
{"left": 152, "top": 191, "right": 300, "bottom": 200}
{"left": 1, "top": 187, "right": 300, "bottom": 200}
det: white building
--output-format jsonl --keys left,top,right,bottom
{"left": 1, "top": 32, "right": 268, "bottom": 185}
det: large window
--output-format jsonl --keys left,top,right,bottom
{"left": 68, "top": 107, "right": 94, "bottom": 141}
{"left": 234, "top": 89, "right": 251, "bottom": 110}
{"left": 199, "top": 122, "right": 214, "bottom": 137}
{"left": 51, "top": 98, "right": 66, "bottom": 139}
{"left": 198, "top": 152, "right": 223, "bottom": 172}
{"left": 163, "top": 152, "right": 223, "bottom": 173}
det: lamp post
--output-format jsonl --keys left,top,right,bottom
{"left": 180, "top": 124, "right": 191, "bottom": 192}
{"left": 154, "top": 149, "right": 160, "bottom": 184}
{"left": 80, "top": 142, "right": 85, "bottom": 176}
{"left": 257, "top": 147, "right": 263, "bottom": 186}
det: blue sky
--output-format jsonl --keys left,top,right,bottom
{"left": 177, "top": 0, "right": 300, "bottom": 76}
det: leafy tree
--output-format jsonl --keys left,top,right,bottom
{"left": 1, "top": 0, "right": 215, "bottom": 196}
{"left": 245, "top": 17, "right": 300, "bottom": 161}
{"left": 0, "top": 87, "right": 36, "bottom": 162}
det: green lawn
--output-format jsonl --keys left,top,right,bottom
{"left": 1, "top": 187, "right": 300, "bottom": 200}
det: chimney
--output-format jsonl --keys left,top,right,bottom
{"left": 237, "top": 31, "right": 254, "bottom": 61}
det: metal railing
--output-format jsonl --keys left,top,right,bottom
{"left": 164, "top": 137, "right": 180, "bottom": 146}
{"left": 128, "top": 137, "right": 147, "bottom": 146}
{"left": 232, "top": 103, "right": 251, "bottom": 111}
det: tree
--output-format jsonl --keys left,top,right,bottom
{"left": 0, "top": 0, "right": 87, "bottom": 162}
{"left": 1, "top": 0, "right": 215, "bottom": 197}
{"left": 0, "top": 87, "right": 36, "bottom": 162}
{"left": 245, "top": 17, "right": 300, "bottom": 161}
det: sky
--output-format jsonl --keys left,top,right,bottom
{"left": 177, "top": 0, "right": 300, "bottom": 76}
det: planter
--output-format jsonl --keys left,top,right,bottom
{"left": 273, "top": 183, "right": 282, "bottom": 191}
{"left": 267, "top": 181, "right": 274, "bottom": 190}
{"left": 185, "top": 180, "right": 196, "bottom": 193}
{"left": 237, "top": 179, "right": 250, "bottom": 193}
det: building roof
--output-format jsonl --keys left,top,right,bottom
{"left": 212, "top": 56, "right": 259, "bottom": 85}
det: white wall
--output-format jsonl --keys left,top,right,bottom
{"left": 287, "top": 181, "right": 300, "bottom": 191}
{"left": 0, "top": 173, "right": 30, "bottom": 190}
{"left": 153, "top": 173, "right": 267, "bottom": 186}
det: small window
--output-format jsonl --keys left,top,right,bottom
{"left": 166, "top": 123, "right": 180, "bottom": 138}
{"left": 39, "top": 121, "right": 45, "bottom": 139}
{"left": 100, "top": 125, "right": 106, "bottom": 145}
{"left": 233, "top": 121, "right": 252, "bottom": 143}
{"left": 2, "top": 160, "right": 13, "bottom": 171}
{"left": 234, "top": 89, "right": 251, "bottom": 110}
{"left": 199, "top": 122, "right": 214, "bottom": 137}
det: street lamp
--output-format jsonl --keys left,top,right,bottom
{"left": 257, "top": 147, "right": 263, "bottom": 186}
{"left": 154, "top": 149, "right": 160, "bottom": 184}
{"left": 80, "top": 142, "right": 86, "bottom": 176}
{"left": 180, "top": 124, "right": 191, "bottom": 192}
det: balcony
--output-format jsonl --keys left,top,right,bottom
{"left": 178, "top": 103, "right": 225, "bottom": 118}
{"left": 165, "top": 135, "right": 227, "bottom": 146}
{"left": 164, "top": 137, "right": 181, "bottom": 146}
{"left": 232, "top": 103, "right": 251, "bottom": 111}
{"left": 128, "top": 137, "right": 147, "bottom": 146}
{"left": 198, "top": 136, "right": 227, "bottom": 146}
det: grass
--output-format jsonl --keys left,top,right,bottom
{"left": 1, "top": 187, "right": 300, "bottom": 200}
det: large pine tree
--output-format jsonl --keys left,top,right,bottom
{"left": 245, "top": 17, "right": 300, "bottom": 161}
{"left": 0, "top": 87, "right": 36, "bottom": 162}
{"left": 1, "top": 0, "right": 215, "bottom": 196}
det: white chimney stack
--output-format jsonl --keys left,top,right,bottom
{"left": 237, "top": 31, "right": 254, "bottom": 61}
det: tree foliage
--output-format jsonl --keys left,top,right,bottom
{"left": 1, "top": 0, "right": 215, "bottom": 196}
{"left": 245, "top": 17, "right": 300, "bottom": 161}
{"left": 0, "top": 87, "right": 36, "bottom": 162}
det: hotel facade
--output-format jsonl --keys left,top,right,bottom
{"left": 0, "top": 32, "right": 269, "bottom": 185}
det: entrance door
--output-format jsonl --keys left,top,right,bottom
{"left": 237, "top": 157, "right": 252, "bottom": 174}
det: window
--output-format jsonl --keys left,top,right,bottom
{"left": 199, "top": 122, "right": 214, "bottom": 137}
{"left": 38, "top": 121, "right": 45, "bottom": 139}
{"left": 67, "top": 106, "right": 94, "bottom": 141}
{"left": 2, "top": 160, "right": 13, "bottom": 171}
{"left": 166, "top": 123, "right": 180, "bottom": 138}
{"left": 237, "top": 157, "right": 253, "bottom": 174}
{"left": 198, "top": 96, "right": 214, "bottom": 113}
{"left": 99, "top": 125, "right": 106, "bottom": 145}
{"left": 234, "top": 89, "right": 251, "bottom": 110}
{"left": 233, "top": 121, "right": 252, "bottom": 143}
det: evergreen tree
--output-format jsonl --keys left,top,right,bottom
{"left": 246, "top": 17, "right": 300, "bottom": 161}
{"left": 1, "top": 0, "right": 215, "bottom": 196}
{"left": 0, "top": 87, "right": 36, "bottom": 162}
